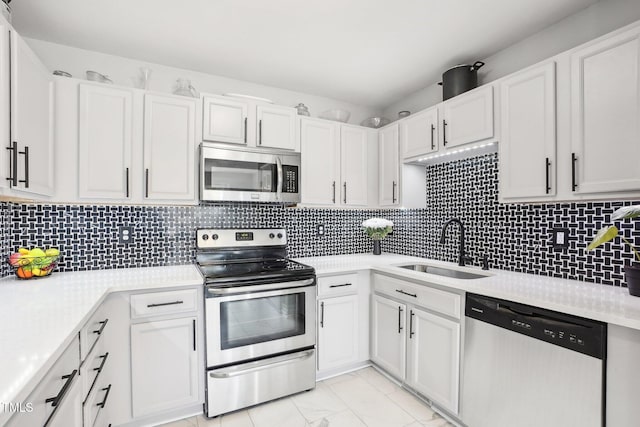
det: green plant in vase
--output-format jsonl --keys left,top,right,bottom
{"left": 587, "top": 205, "right": 640, "bottom": 296}
{"left": 362, "top": 218, "right": 393, "bottom": 255}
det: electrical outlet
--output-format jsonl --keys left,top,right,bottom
{"left": 119, "top": 226, "right": 134, "bottom": 244}
{"left": 317, "top": 224, "right": 325, "bottom": 236}
{"left": 551, "top": 228, "right": 569, "bottom": 250}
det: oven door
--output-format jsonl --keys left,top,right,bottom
{"left": 200, "top": 145, "right": 300, "bottom": 203}
{"left": 205, "top": 277, "right": 316, "bottom": 368}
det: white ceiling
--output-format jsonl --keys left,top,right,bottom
{"left": 10, "top": 0, "right": 598, "bottom": 108}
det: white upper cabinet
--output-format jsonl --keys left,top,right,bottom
{"left": 570, "top": 26, "right": 640, "bottom": 195}
{"left": 202, "top": 95, "right": 248, "bottom": 145}
{"left": 0, "top": 20, "right": 9, "bottom": 192}
{"left": 500, "top": 62, "right": 556, "bottom": 200}
{"left": 401, "top": 107, "right": 439, "bottom": 159}
{"left": 256, "top": 104, "right": 297, "bottom": 150}
{"left": 143, "top": 93, "right": 196, "bottom": 201}
{"left": 300, "top": 117, "right": 340, "bottom": 205}
{"left": 442, "top": 85, "right": 494, "bottom": 149}
{"left": 79, "top": 84, "right": 133, "bottom": 200}
{"left": 10, "top": 32, "right": 55, "bottom": 196}
{"left": 379, "top": 124, "right": 400, "bottom": 207}
{"left": 340, "top": 125, "right": 368, "bottom": 206}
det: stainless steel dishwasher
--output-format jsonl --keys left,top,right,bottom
{"left": 461, "top": 293, "right": 606, "bottom": 427}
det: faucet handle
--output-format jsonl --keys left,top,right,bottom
{"left": 482, "top": 254, "right": 490, "bottom": 271}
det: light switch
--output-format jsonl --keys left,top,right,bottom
{"left": 552, "top": 228, "right": 569, "bottom": 250}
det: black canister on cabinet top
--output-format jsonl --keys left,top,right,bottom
{"left": 439, "top": 61, "right": 485, "bottom": 101}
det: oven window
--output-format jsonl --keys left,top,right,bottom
{"left": 220, "top": 293, "right": 305, "bottom": 349}
{"left": 204, "top": 158, "right": 277, "bottom": 192}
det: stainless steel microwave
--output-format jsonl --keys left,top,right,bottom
{"left": 200, "top": 144, "right": 301, "bottom": 203}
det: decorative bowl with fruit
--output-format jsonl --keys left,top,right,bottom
{"left": 8, "top": 247, "right": 61, "bottom": 279}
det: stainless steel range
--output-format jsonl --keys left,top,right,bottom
{"left": 196, "top": 228, "right": 316, "bottom": 418}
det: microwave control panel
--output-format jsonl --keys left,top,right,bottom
{"left": 282, "top": 165, "right": 299, "bottom": 193}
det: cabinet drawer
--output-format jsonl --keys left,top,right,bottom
{"left": 130, "top": 288, "right": 198, "bottom": 319}
{"left": 80, "top": 306, "right": 110, "bottom": 362}
{"left": 317, "top": 273, "right": 358, "bottom": 296}
{"left": 6, "top": 336, "right": 80, "bottom": 427}
{"left": 81, "top": 336, "right": 110, "bottom": 401}
{"left": 373, "top": 274, "right": 461, "bottom": 319}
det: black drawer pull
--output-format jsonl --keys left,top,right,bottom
{"left": 147, "top": 300, "right": 184, "bottom": 308}
{"left": 396, "top": 289, "right": 417, "bottom": 298}
{"left": 45, "top": 369, "right": 77, "bottom": 408}
{"left": 93, "top": 352, "right": 109, "bottom": 374}
{"left": 329, "top": 283, "right": 352, "bottom": 288}
{"left": 96, "top": 384, "right": 112, "bottom": 409}
{"left": 93, "top": 319, "right": 109, "bottom": 335}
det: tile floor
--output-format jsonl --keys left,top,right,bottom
{"left": 161, "top": 367, "right": 456, "bottom": 427}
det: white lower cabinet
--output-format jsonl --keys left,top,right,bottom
{"left": 371, "top": 295, "right": 406, "bottom": 379}
{"left": 46, "top": 377, "right": 83, "bottom": 427}
{"left": 371, "top": 274, "right": 462, "bottom": 416}
{"left": 131, "top": 316, "right": 200, "bottom": 417}
{"left": 317, "top": 294, "right": 359, "bottom": 371}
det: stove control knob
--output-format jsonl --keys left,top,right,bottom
{"left": 269, "top": 233, "right": 275, "bottom": 239}
{"left": 202, "top": 234, "right": 209, "bottom": 241}
{"left": 277, "top": 233, "right": 283, "bottom": 239}
{"left": 212, "top": 234, "right": 219, "bottom": 240}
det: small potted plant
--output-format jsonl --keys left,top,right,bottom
{"left": 587, "top": 204, "right": 640, "bottom": 296}
{"left": 362, "top": 218, "right": 393, "bottom": 255}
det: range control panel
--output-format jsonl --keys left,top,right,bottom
{"left": 197, "top": 229, "right": 287, "bottom": 249}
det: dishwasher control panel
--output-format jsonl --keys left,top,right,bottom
{"left": 466, "top": 293, "right": 606, "bottom": 359}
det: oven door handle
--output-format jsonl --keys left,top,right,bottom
{"left": 209, "top": 349, "right": 314, "bottom": 379}
{"left": 276, "top": 156, "right": 283, "bottom": 201}
{"left": 206, "top": 278, "right": 315, "bottom": 296}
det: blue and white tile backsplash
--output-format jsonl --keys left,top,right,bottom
{"left": 1, "top": 153, "right": 639, "bottom": 287}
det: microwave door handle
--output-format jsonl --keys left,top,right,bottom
{"left": 276, "top": 156, "right": 283, "bottom": 200}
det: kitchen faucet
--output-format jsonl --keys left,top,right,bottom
{"left": 439, "top": 218, "right": 473, "bottom": 267}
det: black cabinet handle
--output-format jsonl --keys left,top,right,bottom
{"left": 125, "top": 167, "right": 130, "bottom": 197}
{"left": 392, "top": 181, "right": 397, "bottom": 203}
{"left": 320, "top": 301, "right": 325, "bottom": 328}
{"left": 571, "top": 153, "right": 578, "bottom": 191}
{"left": 147, "top": 300, "right": 184, "bottom": 308}
{"left": 443, "top": 120, "right": 448, "bottom": 146}
{"left": 398, "top": 306, "right": 403, "bottom": 334}
{"left": 93, "top": 352, "right": 109, "bottom": 374}
{"left": 332, "top": 181, "right": 336, "bottom": 204}
{"left": 93, "top": 318, "right": 109, "bottom": 335}
{"left": 430, "top": 124, "right": 435, "bottom": 150}
{"left": 545, "top": 158, "right": 551, "bottom": 194}
{"left": 45, "top": 369, "right": 77, "bottom": 408}
{"left": 96, "top": 384, "right": 112, "bottom": 409}
{"left": 395, "top": 289, "right": 417, "bottom": 298}
{"left": 192, "top": 319, "right": 196, "bottom": 352}
{"left": 343, "top": 182, "right": 347, "bottom": 204}
{"left": 6, "top": 141, "right": 17, "bottom": 187}
{"left": 258, "top": 119, "right": 262, "bottom": 145}
{"left": 329, "top": 283, "right": 352, "bottom": 288}
{"left": 145, "top": 168, "right": 149, "bottom": 198}
{"left": 18, "top": 145, "right": 29, "bottom": 188}
{"left": 244, "top": 117, "right": 248, "bottom": 144}
{"left": 409, "top": 310, "right": 415, "bottom": 339}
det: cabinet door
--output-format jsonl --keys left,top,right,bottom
{"left": 442, "top": 85, "right": 494, "bottom": 149}
{"left": 300, "top": 118, "right": 340, "bottom": 205}
{"left": 131, "top": 317, "right": 199, "bottom": 417}
{"left": 79, "top": 84, "right": 133, "bottom": 200}
{"left": 0, "top": 22, "right": 9, "bottom": 191}
{"left": 379, "top": 124, "right": 400, "bottom": 207}
{"left": 371, "top": 295, "right": 406, "bottom": 380}
{"left": 407, "top": 307, "right": 460, "bottom": 415}
{"left": 46, "top": 377, "right": 83, "bottom": 427}
{"left": 256, "top": 104, "right": 297, "bottom": 151}
{"left": 571, "top": 27, "right": 640, "bottom": 194}
{"left": 401, "top": 107, "right": 438, "bottom": 159}
{"left": 202, "top": 95, "right": 247, "bottom": 144}
{"left": 143, "top": 94, "right": 196, "bottom": 201}
{"left": 500, "top": 62, "right": 556, "bottom": 199}
{"left": 10, "top": 32, "right": 54, "bottom": 196}
{"left": 317, "top": 295, "right": 358, "bottom": 372}
{"left": 340, "top": 126, "right": 368, "bottom": 206}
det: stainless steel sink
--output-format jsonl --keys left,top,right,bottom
{"left": 398, "top": 264, "right": 488, "bottom": 280}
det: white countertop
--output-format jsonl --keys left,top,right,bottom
{"left": 295, "top": 253, "right": 640, "bottom": 330}
{"left": 0, "top": 265, "right": 203, "bottom": 413}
